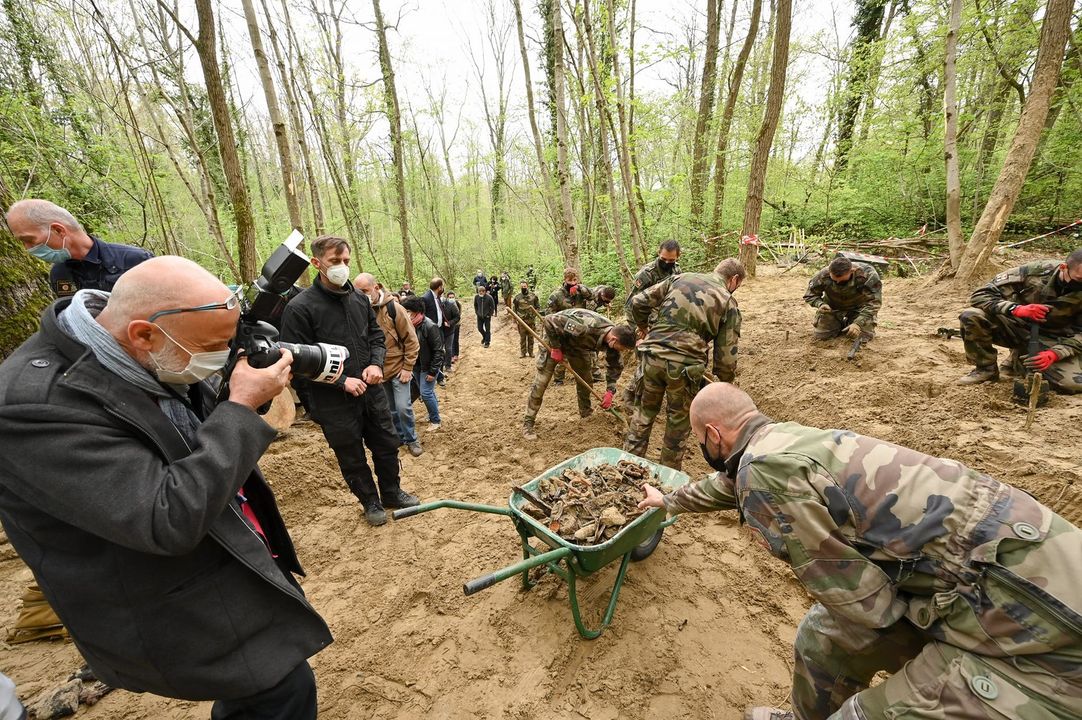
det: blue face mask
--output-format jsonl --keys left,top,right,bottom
{"left": 28, "top": 230, "right": 72, "bottom": 264}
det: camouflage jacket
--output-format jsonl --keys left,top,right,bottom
{"left": 512, "top": 290, "right": 541, "bottom": 324}
{"left": 547, "top": 284, "right": 594, "bottom": 313}
{"left": 665, "top": 416, "right": 1082, "bottom": 669}
{"left": 970, "top": 260, "right": 1082, "bottom": 359}
{"left": 803, "top": 262, "right": 882, "bottom": 328}
{"left": 542, "top": 309, "right": 623, "bottom": 390}
{"left": 500, "top": 273, "right": 513, "bottom": 294}
{"left": 629, "top": 272, "right": 741, "bottom": 381}
{"left": 624, "top": 258, "right": 679, "bottom": 323}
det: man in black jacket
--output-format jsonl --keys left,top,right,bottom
{"left": 440, "top": 292, "right": 460, "bottom": 377}
{"left": 475, "top": 285, "right": 496, "bottom": 347}
{"left": 401, "top": 296, "right": 444, "bottom": 429}
{"left": 445, "top": 291, "right": 462, "bottom": 364}
{"left": 280, "top": 236, "right": 419, "bottom": 526}
{"left": 0, "top": 256, "right": 332, "bottom": 718}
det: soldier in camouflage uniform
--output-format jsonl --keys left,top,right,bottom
{"left": 546, "top": 268, "right": 595, "bottom": 385}
{"left": 956, "top": 250, "right": 1082, "bottom": 393}
{"left": 623, "top": 259, "right": 744, "bottom": 470}
{"left": 803, "top": 256, "right": 882, "bottom": 341}
{"left": 624, "top": 239, "right": 681, "bottom": 329}
{"left": 522, "top": 309, "right": 635, "bottom": 440}
{"left": 640, "top": 382, "right": 1082, "bottom": 720}
{"left": 511, "top": 280, "right": 541, "bottom": 357}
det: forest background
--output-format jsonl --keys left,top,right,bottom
{"left": 1, "top": 0, "right": 1080, "bottom": 356}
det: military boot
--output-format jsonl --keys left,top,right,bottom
{"left": 1000, "top": 350, "right": 1021, "bottom": 377}
{"left": 956, "top": 367, "right": 999, "bottom": 385}
{"left": 744, "top": 708, "right": 794, "bottom": 720}
{"left": 382, "top": 488, "right": 420, "bottom": 510}
{"left": 523, "top": 420, "right": 538, "bottom": 441}
{"left": 362, "top": 499, "right": 387, "bottom": 527}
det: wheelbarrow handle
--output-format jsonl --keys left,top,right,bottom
{"left": 391, "top": 500, "right": 514, "bottom": 521}
{"left": 463, "top": 546, "right": 573, "bottom": 596}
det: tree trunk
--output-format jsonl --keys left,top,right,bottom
{"left": 605, "top": 0, "right": 645, "bottom": 265}
{"left": 944, "top": 0, "right": 963, "bottom": 269}
{"left": 954, "top": 0, "right": 1073, "bottom": 285}
{"left": 689, "top": 0, "right": 721, "bottom": 241}
{"left": 372, "top": 0, "right": 414, "bottom": 285}
{"left": 710, "top": 0, "right": 763, "bottom": 254}
{"left": 834, "top": 0, "right": 887, "bottom": 170}
{"left": 551, "top": 0, "right": 579, "bottom": 266}
{"left": 193, "top": 0, "right": 258, "bottom": 279}
{"left": 0, "top": 181, "right": 53, "bottom": 359}
{"left": 511, "top": 0, "right": 560, "bottom": 239}
{"left": 241, "top": 0, "right": 302, "bottom": 233}
{"left": 739, "top": 0, "right": 791, "bottom": 277}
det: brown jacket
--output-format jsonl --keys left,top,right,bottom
{"left": 371, "top": 290, "right": 418, "bottom": 377}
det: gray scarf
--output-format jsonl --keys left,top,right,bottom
{"left": 56, "top": 290, "right": 200, "bottom": 444}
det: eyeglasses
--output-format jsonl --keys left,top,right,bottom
{"left": 148, "top": 286, "right": 243, "bottom": 323}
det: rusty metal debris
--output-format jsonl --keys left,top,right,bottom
{"left": 518, "top": 460, "right": 655, "bottom": 545}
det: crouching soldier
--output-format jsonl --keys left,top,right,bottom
{"left": 803, "top": 255, "right": 881, "bottom": 342}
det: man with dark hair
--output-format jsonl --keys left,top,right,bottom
{"left": 474, "top": 285, "right": 496, "bottom": 347}
{"left": 512, "top": 280, "right": 541, "bottom": 357}
{"left": 640, "top": 382, "right": 1082, "bottom": 720}
{"left": 625, "top": 240, "right": 681, "bottom": 327}
{"left": 522, "top": 308, "right": 635, "bottom": 440}
{"left": 624, "top": 259, "right": 744, "bottom": 470}
{"left": 803, "top": 255, "right": 882, "bottom": 342}
{"left": 590, "top": 285, "right": 617, "bottom": 310}
{"left": 487, "top": 274, "right": 501, "bottom": 311}
{"left": 422, "top": 278, "right": 451, "bottom": 384}
{"left": 7, "top": 198, "right": 153, "bottom": 297}
{"left": 956, "top": 250, "right": 1082, "bottom": 392}
{"left": 0, "top": 257, "right": 331, "bottom": 718}
{"left": 280, "top": 236, "right": 418, "bottom": 526}
{"left": 401, "top": 296, "right": 444, "bottom": 430}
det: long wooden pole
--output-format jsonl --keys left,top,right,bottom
{"left": 507, "top": 306, "right": 628, "bottom": 428}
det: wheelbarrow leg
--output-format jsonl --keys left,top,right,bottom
{"left": 565, "top": 552, "right": 633, "bottom": 639}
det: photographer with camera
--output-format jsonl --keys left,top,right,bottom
{"left": 280, "top": 236, "right": 419, "bottom": 526}
{"left": 0, "top": 256, "right": 332, "bottom": 719}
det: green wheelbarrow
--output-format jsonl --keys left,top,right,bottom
{"left": 391, "top": 447, "right": 689, "bottom": 638}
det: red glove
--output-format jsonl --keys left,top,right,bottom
{"left": 549, "top": 348, "right": 564, "bottom": 363}
{"left": 601, "top": 390, "right": 614, "bottom": 409}
{"left": 569, "top": 284, "right": 579, "bottom": 296}
{"left": 1011, "top": 304, "right": 1051, "bottom": 322}
{"left": 1023, "top": 349, "right": 1059, "bottom": 372}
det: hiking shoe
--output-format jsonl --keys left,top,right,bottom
{"left": 407, "top": 441, "right": 423, "bottom": 457}
{"left": 437, "top": 378, "right": 447, "bottom": 387}
{"left": 382, "top": 489, "right": 420, "bottom": 509}
{"left": 579, "top": 408, "right": 593, "bottom": 419}
{"left": 428, "top": 422, "right": 441, "bottom": 431}
{"left": 956, "top": 367, "right": 999, "bottom": 385}
{"left": 523, "top": 422, "right": 538, "bottom": 441}
{"left": 363, "top": 501, "right": 387, "bottom": 527}
{"left": 744, "top": 709, "right": 794, "bottom": 720}
{"left": 1000, "top": 351, "right": 1021, "bottom": 377}
{"left": 554, "top": 378, "right": 564, "bottom": 386}
{"left": 520, "top": 353, "right": 527, "bottom": 358}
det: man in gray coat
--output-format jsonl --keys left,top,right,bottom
{"left": 0, "top": 257, "right": 331, "bottom": 719}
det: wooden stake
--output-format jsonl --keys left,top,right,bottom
{"left": 1023, "top": 372, "right": 1042, "bottom": 431}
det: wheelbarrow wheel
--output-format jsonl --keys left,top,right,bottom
{"left": 630, "top": 528, "right": 663, "bottom": 562}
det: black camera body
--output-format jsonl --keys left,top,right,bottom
{"left": 232, "top": 232, "right": 348, "bottom": 384}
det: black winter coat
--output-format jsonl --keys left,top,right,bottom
{"left": 414, "top": 317, "right": 445, "bottom": 378}
{"left": 0, "top": 301, "right": 331, "bottom": 701}
{"left": 474, "top": 294, "right": 496, "bottom": 319}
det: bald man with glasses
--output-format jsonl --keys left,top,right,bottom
{"left": 0, "top": 256, "right": 332, "bottom": 719}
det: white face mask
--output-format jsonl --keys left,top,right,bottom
{"left": 150, "top": 325, "right": 231, "bottom": 385}
{"left": 324, "top": 263, "right": 350, "bottom": 287}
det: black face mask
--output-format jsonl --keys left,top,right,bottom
{"left": 521, "top": 287, "right": 528, "bottom": 295}
{"left": 699, "top": 437, "right": 728, "bottom": 473}
{"left": 658, "top": 259, "right": 676, "bottom": 272}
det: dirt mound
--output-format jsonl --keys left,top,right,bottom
{"left": 1, "top": 266, "right": 1077, "bottom": 719}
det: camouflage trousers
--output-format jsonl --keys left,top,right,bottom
{"left": 622, "top": 355, "right": 703, "bottom": 470}
{"left": 523, "top": 349, "right": 594, "bottom": 423}
{"left": 554, "top": 353, "right": 596, "bottom": 382}
{"left": 517, "top": 321, "right": 536, "bottom": 357}
{"left": 813, "top": 309, "right": 876, "bottom": 341}
{"left": 959, "top": 307, "right": 1082, "bottom": 393}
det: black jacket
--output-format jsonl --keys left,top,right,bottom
{"left": 422, "top": 289, "right": 446, "bottom": 327}
{"left": 414, "top": 317, "right": 445, "bottom": 378}
{"left": 49, "top": 234, "right": 153, "bottom": 297}
{"left": 442, "top": 298, "right": 461, "bottom": 329}
{"left": 0, "top": 301, "right": 331, "bottom": 701}
{"left": 280, "top": 279, "right": 391, "bottom": 444}
{"left": 474, "top": 294, "right": 496, "bottom": 319}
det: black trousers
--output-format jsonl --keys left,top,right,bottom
{"left": 211, "top": 661, "right": 317, "bottom": 720}
{"left": 477, "top": 316, "right": 492, "bottom": 345}
{"left": 441, "top": 328, "right": 454, "bottom": 370}
{"left": 318, "top": 391, "right": 403, "bottom": 505}
{"left": 451, "top": 326, "right": 460, "bottom": 357}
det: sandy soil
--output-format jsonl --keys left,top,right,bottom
{"left": 1, "top": 259, "right": 1079, "bottom": 719}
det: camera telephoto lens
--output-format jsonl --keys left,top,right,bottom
{"left": 276, "top": 342, "right": 348, "bottom": 384}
